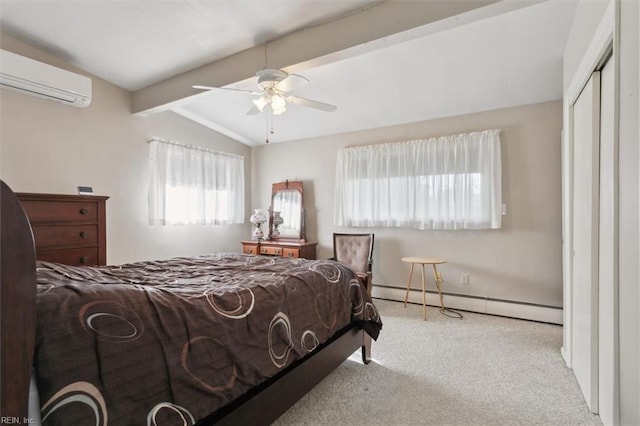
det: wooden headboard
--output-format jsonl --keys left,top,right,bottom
{"left": 16, "top": 192, "right": 109, "bottom": 266}
{"left": 0, "top": 181, "right": 36, "bottom": 417}
{"left": 0, "top": 184, "right": 109, "bottom": 416}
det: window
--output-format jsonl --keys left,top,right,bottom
{"left": 334, "top": 129, "right": 501, "bottom": 230}
{"left": 148, "top": 138, "right": 244, "bottom": 225}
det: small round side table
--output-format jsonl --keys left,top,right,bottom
{"left": 402, "top": 257, "right": 446, "bottom": 321}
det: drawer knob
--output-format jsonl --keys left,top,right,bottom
{"left": 80, "top": 231, "right": 88, "bottom": 238}
{"left": 80, "top": 256, "right": 89, "bottom": 264}
{"left": 288, "top": 252, "right": 294, "bottom": 257}
{"left": 80, "top": 208, "right": 89, "bottom": 215}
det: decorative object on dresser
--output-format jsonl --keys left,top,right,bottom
{"left": 249, "top": 208, "right": 268, "bottom": 240}
{"left": 16, "top": 192, "right": 108, "bottom": 266}
{"left": 77, "top": 185, "right": 94, "bottom": 195}
{"left": 241, "top": 180, "right": 317, "bottom": 259}
{"left": 268, "top": 180, "right": 305, "bottom": 241}
{"left": 271, "top": 210, "right": 284, "bottom": 237}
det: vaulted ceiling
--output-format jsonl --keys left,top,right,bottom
{"left": 0, "top": 0, "right": 577, "bottom": 145}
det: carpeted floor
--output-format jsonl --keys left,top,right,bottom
{"left": 274, "top": 299, "right": 602, "bottom": 426}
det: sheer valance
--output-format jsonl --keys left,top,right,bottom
{"left": 334, "top": 129, "right": 502, "bottom": 230}
{"left": 148, "top": 138, "right": 245, "bottom": 225}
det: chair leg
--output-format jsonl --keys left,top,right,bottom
{"left": 433, "top": 264, "right": 445, "bottom": 311}
{"left": 421, "top": 264, "right": 427, "bottom": 321}
{"left": 404, "top": 263, "right": 415, "bottom": 308}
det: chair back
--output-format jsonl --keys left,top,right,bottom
{"left": 332, "top": 233, "right": 374, "bottom": 274}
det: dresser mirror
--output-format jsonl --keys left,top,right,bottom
{"left": 269, "top": 180, "right": 305, "bottom": 241}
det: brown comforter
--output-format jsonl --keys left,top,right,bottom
{"left": 34, "top": 253, "right": 381, "bottom": 425}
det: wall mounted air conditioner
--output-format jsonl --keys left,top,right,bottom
{"left": 0, "top": 49, "right": 91, "bottom": 108}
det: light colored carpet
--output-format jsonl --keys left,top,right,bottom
{"left": 274, "top": 299, "right": 602, "bottom": 426}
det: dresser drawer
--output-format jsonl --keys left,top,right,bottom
{"left": 282, "top": 248, "right": 300, "bottom": 258}
{"left": 31, "top": 224, "right": 98, "bottom": 248}
{"left": 37, "top": 247, "right": 99, "bottom": 266}
{"left": 20, "top": 200, "right": 98, "bottom": 223}
{"left": 260, "top": 246, "right": 282, "bottom": 256}
{"left": 242, "top": 244, "right": 258, "bottom": 255}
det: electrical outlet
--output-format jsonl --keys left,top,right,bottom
{"left": 461, "top": 274, "right": 470, "bottom": 285}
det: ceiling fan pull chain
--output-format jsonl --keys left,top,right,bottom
{"left": 265, "top": 109, "right": 272, "bottom": 143}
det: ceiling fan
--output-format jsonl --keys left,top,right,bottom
{"left": 193, "top": 68, "right": 337, "bottom": 116}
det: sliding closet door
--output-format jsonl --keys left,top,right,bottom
{"left": 598, "top": 57, "right": 617, "bottom": 426}
{"left": 571, "top": 71, "right": 600, "bottom": 412}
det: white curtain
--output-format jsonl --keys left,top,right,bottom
{"left": 148, "top": 138, "right": 244, "bottom": 225}
{"left": 334, "top": 129, "right": 501, "bottom": 230}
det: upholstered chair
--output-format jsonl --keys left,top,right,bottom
{"left": 332, "top": 233, "right": 374, "bottom": 294}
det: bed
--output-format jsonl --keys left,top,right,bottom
{"left": 0, "top": 181, "right": 382, "bottom": 425}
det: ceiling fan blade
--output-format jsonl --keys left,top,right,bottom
{"left": 275, "top": 73, "right": 309, "bottom": 93}
{"left": 192, "top": 85, "right": 261, "bottom": 95}
{"left": 287, "top": 96, "right": 337, "bottom": 112}
{"left": 192, "top": 85, "right": 217, "bottom": 91}
{"left": 246, "top": 105, "right": 261, "bottom": 115}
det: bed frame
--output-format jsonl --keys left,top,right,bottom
{"left": 0, "top": 180, "right": 371, "bottom": 424}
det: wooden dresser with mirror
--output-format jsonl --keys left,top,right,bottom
{"left": 241, "top": 180, "right": 317, "bottom": 259}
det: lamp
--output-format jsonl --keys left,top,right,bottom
{"left": 271, "top": 211, "right": 284, "bottom": 237}
{"left": 250, "top": 208, "right": 267, "bottom": 241}
{"left": 252, "top": 96, "right": 268, "bottom": 112}
{"left": 270, "top": 94, "right": 287, "bottom": 115}
{"left": 252, "top": 93, "right": 287, "bottom": 115}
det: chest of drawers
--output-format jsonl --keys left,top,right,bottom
{"left": 17, "top": 192, "right": 109, "bottom": 266}
{"left": 241, "top": 240, "right": 317, "bottom": 260}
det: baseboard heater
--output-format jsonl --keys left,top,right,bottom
{"left": 372, "top": 285, "right": 563, "bottom": 325}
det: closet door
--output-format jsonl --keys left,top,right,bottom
{"left": 598, "top": 57, "right": 617, "bottom": 426}
{"left": 571, "top": 71, "right": 600, "bottom": 412}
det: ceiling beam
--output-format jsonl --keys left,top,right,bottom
{"left": 132, "top": 0, "right": 543, "bottom": 115}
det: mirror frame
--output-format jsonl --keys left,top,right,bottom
{"left": 268, "top": 180, "right": 305, "bottom": 242}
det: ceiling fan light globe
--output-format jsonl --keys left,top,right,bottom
{"left": 272, "top": 105, "right": 287, "bottom": 115}
{"left": 271, "top": 94, "right": 286, "bottom": 109}
{"left": 271, "top": 95, "right": 287, "bottom": 115}
{"left": 253, "top": 97, "right": 268, "bottom": 112}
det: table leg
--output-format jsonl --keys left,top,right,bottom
{"left": 432, "top": 264, "right": 445, "bottom": 311}
{"left": 421, "top": 264, "right": 427, "bottom": 321}
{"left": 403, "top": 262, "right": 415, "bottom": 308}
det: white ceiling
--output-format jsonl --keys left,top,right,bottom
{"left": 0, "top": 1, "right": 577, "bottom": 146}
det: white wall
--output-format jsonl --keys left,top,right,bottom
{"left": 0, "top": 33, "right": 252, "bottom": 265}
{"left": 252, "top": 101, "right": 563, "bottom": 311}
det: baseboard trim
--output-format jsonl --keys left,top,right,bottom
{"left": 560, "top": 346, "right": 571, "bottom": 367}
{"left": 372, "top": 285, "right": 563, "bottom": 325}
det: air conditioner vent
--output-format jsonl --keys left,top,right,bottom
{"left": 0, "top": 49, "right": 91, "bottom": 108}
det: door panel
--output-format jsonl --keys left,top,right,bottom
{"left": 598, "top": 57, "right": 617, "bottom": 425}
{"left": 571, "top": 72, "right": 600, "bottom": 412}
